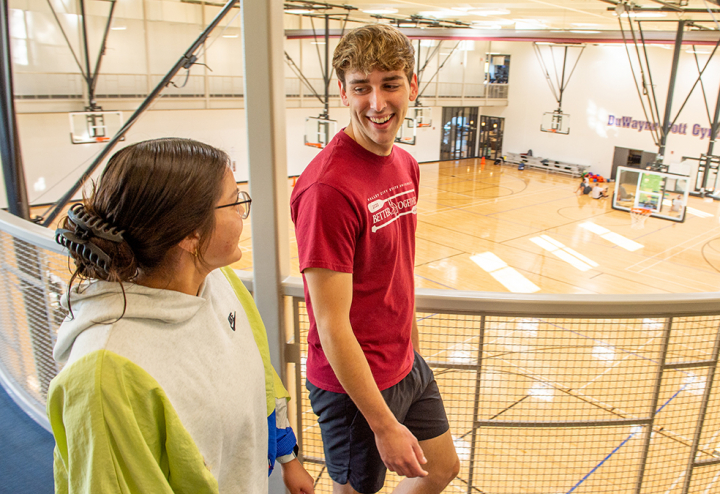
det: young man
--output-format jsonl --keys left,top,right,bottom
{"left": 590, "top": 183, "right": 608, "bottom": 199}
{"left": 290, "top": 24, "right": 459, "bottom": 494}
{"left": 671, "top": 194, "right": 684, "bottom": 213}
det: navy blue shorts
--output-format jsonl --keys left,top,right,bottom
{"left": 307, "top": 352, "right": 449, "bottom": 494}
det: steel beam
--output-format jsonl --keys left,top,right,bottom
{"left": 323, "top": 14, "right": 329, "bottom": 118}
{"left": 88, "top": 0, "right": 118, "bottom": 107}
{"left": 1, "top": 1, "right": 57, "bottom": 399}
{"left": 658, "top": 21, "right": 685, "bottom": 165}
{"left": 0, "top": 0, "right": 29, "bottom": 219}
{"left": 703, "top": 84, "right": 720, "bottom": 192}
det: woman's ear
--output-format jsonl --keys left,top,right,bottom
{"left": 178, "top": 233, "right": 200, "bottom": 256}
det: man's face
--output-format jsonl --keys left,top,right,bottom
{"left": 339, "top": 69, "right": 418, "bottom": 156}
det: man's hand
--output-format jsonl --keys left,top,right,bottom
{"left": 375, "top": 421, "right": 428, "bottom": 478}
{"left": 281, "top": 458, "right": 315, "bottom": 494}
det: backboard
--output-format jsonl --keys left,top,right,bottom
{"left": 69, "top": 111, "right": 124, "bottom": 144}
{"left": 612, "top": 165, "right": 689, "bottom": 222}
{"left": 304, "top": 116, "right": 337, "bottom": 149}
{"left": 411, "top": 107, "right": 432, "bottom": 128}
{"left": 395, "top": 117, "right": 417, "bottom": 145}
{"left": 541, "top": 111, "right": 570, "bottom": 135}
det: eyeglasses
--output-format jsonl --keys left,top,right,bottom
{"left": 216, "top": 190, "right": 251, "bottom": 219}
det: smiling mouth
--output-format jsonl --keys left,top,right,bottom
{"left": 368, "top": 114, "right": 393, "bottom": 124}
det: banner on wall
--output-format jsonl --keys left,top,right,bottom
{"left": 607, "top": 115, "right": 718, "bottom": 140}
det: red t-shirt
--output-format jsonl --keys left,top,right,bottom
{"left": 290, "top": 131, "right": 419, "bottom": 393}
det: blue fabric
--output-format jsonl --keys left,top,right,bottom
{"left": 267, "top": 411, "right": 277, "bottom": 473}
{"left": 276, "top": 424, "right": 297, "bottom": 458}
{"left": 0, "top": 385, "right": 55, "bottom": 494}
{"left": 267, "top": 410, "right": 298, "bottom": 475}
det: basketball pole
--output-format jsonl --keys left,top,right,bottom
{"left": 700, "top": 84, "right": 720, "bottom": 195}
{"left": 322, "top": 13, "right": 329, "bottom": 120}
{"left": 42, "top": 0, "right": 240, "bottom": 227}
{"left": 1, "top": 0, "right": 58, "bottom": 398}
{"left": 86, "top": 0, "right": 118, "bottom": 111}
{"left": 656, "top": 21, "right": 685, "bottom": 167}
{"left": 0, "top": 0, "right": 29, "bottom": 220}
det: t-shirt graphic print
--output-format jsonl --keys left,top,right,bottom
{"left": 369, "top": 182, "right": 418, "bottom": 233}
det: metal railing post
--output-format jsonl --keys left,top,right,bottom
{"left": 466, "top": 315, "right": 486, "bottom": 494}
{"left": 681, "top": 320, "right": 720, "bottom": 494}
{"left": 635, "top": 317, "right": 673, "bottom": 494}
{"left": 292, "top": 297, "right": 304, "bottom": 460}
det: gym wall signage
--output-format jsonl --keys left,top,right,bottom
{"left": 607, "top": 114, "right": 718, "bottom": 140}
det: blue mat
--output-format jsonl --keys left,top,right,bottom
{"left": 0, "top": 385, "right": 54, "bottom": 494}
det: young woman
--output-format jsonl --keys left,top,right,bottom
{"left": 575, "top": 174, "right": 591, "bottom": 195}
{"left": 48, "top": 138, "right": 313, "bottom": 494}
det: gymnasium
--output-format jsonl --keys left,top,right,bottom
{"left": 2, "top": 0, "right": 720, "bottom": 492}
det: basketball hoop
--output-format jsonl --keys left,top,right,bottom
{"left": 304, "top": 116, "right": 337, "bottom": 150}
{"left": 395, "top": 116, "right": 417, "bottom": 145}
{"left": 630, "top": 207, "right": 651, "bottom": 229}
{"left": 69, "top": 111, "right": 124, "bottom": 145}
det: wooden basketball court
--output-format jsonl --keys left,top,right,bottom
{"left": 233, "top": 158, "right": 720, "bottom": 295}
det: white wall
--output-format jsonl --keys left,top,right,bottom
{"left": 5, "top": 0, "right": 720, "bottom": 207}
{"left": 482, "top": 41, "right": 720, "bottom": 179}
{"left": 7, "top": 108, "right": 249, "bottom": 209}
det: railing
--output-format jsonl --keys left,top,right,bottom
{"left": 2, "top": 209, "right": 719, "bottom": 493}
{"left": 12, "top": 73, "right": 509, "bottom": 103}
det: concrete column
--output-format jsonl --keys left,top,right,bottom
{"left": 240, "top": 0, "right": 289, "bottom": 387}
{"left": 241, "top": 1, "right": 290, "bottom": 489}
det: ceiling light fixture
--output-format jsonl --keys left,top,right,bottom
{"left": 470, "top": 9, "right": 510, "bottom": 17}
{"left": 616, "top": 11, "right": 668, "bottom": 18}
{"left": 361, "top": 9, "right": 398, "bottom": 15}
{"left": 285, "top": 9, "right": 312, "bottom": 14}
{"left": 418, "top": 10, "right": 469, "bottom": 19}
{"left": 473, "top": 19, "right": 513, "bottom": 26}
{"left": 515, "top": 21, "right": 547, "bottom": 30}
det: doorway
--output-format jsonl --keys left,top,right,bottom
{"left": 611, "top": 146, "right": 657, "bottom": 181}
{"left": 440, "top": 107, "right": 479, "bottom": 160}
{"left": 486, "top": 54, "right": 510, "bottom": 84}
{"left": 478, "top": 116, "right": 505, "bottom": 160}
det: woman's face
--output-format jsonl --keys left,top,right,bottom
{"left": 202, "top": 168, "right": 245, "bottom": 270}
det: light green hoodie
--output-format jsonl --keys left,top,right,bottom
{"left": 48, "top": 268, "right": 268, "bottom": 494}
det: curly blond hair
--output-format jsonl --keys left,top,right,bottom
{"left": 333, "top": 24, "right": 415, "bottom": 87}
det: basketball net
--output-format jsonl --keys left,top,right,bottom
{"left": 630, "top": 208, "right": 651, "bottom": 229}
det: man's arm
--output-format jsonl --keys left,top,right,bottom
{"left": 304, "top": 268, "right": 427, "bottom": 478}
